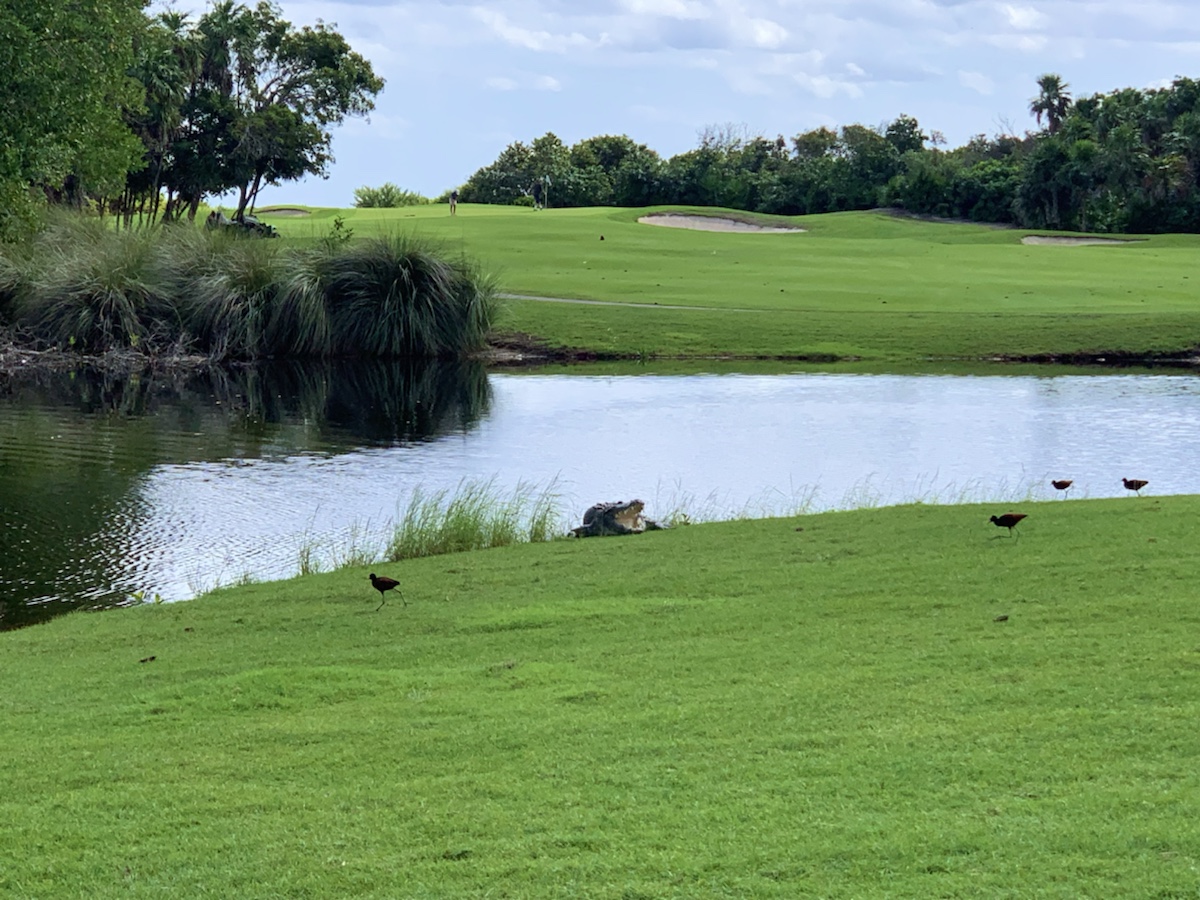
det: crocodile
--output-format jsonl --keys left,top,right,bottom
{"left": 570, "top": 499, "right": 668, "bottom": 537}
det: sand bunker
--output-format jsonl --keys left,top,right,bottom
{"left": 638, "top": 214, "right": 803, "bottom": 234}
{"left": 257, "top": 207, "right": 311, "bottom": 217}
{"left": 1021, "top": 235, "right": 1139, "bottom": 246}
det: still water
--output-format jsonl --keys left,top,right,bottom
{"left": 2, "top": 362, "right": 1198, "bottom": 628}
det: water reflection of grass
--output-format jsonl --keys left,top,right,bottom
{"left": 5, "top": 496, "right": 1200, "bottom": 895}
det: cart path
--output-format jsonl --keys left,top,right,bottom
{"left": 500, "top": 293, "right": 761, "bottom": 312}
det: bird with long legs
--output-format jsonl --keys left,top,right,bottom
{"left": 1122, "top": 478, "right": 1148, "bottom": 496}
{"left": 369, "top": 573, "right": 405, "bottom": 611}
{"left": 1051, "top": 479, "right": 1073, "bottom": 497}
{"left": 989, "top": 512, "right": 1027, "bottom": 538}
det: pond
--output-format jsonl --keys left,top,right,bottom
{"left": 3, "top": 361, "right": 1199, "bottom": 629}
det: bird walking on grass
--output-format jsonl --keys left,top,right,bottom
{"left": 1051, "top": 479, "right": 1073, "bottom": 497}
{"left": 1122, "top": 478, "right": 1148, "bottom": 496}
{"left": 989, "top": 512, "right": 1027, "bottom": 537}
{"left": 369, "top": 573, "right": 405, "bottom": 611}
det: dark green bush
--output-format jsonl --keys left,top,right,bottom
{"left": 6, "top": 215, "right": 499, "bottom": 360}
{"left": 324, "top": 234, "right": 498, "bottom": 358}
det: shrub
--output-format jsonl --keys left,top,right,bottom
{"left": 0, "top": 243, "right": 31, "bottom": 324}
{"left": 353, "top": 183, "right": 431, "bottom": 208}
{"left": 324, "top": 234, "right": 499, "bottom": 358}
{"left": 175, "top": 234, "right": 284, "bottom": 360}
{"left": 4, "top": 213, "right": 500, "bottom": 361}
{"left": 17, "top": 217, "right": 167, "bottom": 352}
{"left": 267, "top": 249, "right": 332, "bottom": 357}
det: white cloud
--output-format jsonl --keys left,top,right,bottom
{"left": 743, "top": 17, "right": 788, "bottom": 49}
{"left": 472, "top": 7, "right": 598, "bottom": 53}
{"left": 619, "top": 0, "right": 708, "bottom": 18}
{"left": 793, "top": 71, "right": 864, "bottom": 99}
{"left": 985, "top": 32, "right": 1048, "bottom": 52}
{"left": 1001, "top": 3, "right": 1047, "bottom": 31}
{"left": 958, "top": 70, "right": 994, "bottom": 95}
{"left": 485, "top": 73, "right": 563, "bottom": 91}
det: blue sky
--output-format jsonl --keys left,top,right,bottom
{"left": 243, "top": 0, "right": 1200, "bottom": 207}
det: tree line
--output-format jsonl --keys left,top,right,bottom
{"left": 0, "top": 0, "right": 383, "bottom": 238}
{"left": 458, "top": 75, "right": 1200, "bottom": 233}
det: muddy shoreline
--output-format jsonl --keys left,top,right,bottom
{"left": 3, "top": 330, "right": 1198, "bottom": 378}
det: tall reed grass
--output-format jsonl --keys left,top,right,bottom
{"left": 14, "top": 217, "right": 169, "bottom": 351}
{"left": 325, "top": 235, "right": 498, "bottom": 357}
{"left": 386, "top": 479, "right": 564, "bottom": 561}
{"left": 292, "top": 479, "right": 565, "bottom": 577}
{"left": 1, "top": 214, "right": 500, "bottom": 359}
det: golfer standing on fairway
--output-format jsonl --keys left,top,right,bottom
{"left": 449, "top": 189, "right": 458, "bottom": 215}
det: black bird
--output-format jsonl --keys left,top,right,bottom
{"left": 989, "top": 512, "right": 1027, "bottom": 537}
{"left": 1051, "top": 479, "right": 1073, "bottom": 496}
{"left": 369, "top": 573, "right": 405, "bottom": 611}
{"left": 1122, "top": 478, "right": 1148, "bottom": 496}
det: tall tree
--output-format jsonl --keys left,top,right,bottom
{"left": 151, "top": 0, "right": 383, "bottom": 221}
{"left": 0, "top": 0, "right": 146, "bottom": 235}
{"left": 1031, "top": 74, "right": 1073, "bottom": 135}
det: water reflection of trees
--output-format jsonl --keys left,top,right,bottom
{"left": 0, "top": 360, "right": 493, "bottom": 629}
{"left": 176, "top": 358, "right": 493, "bottom": 448}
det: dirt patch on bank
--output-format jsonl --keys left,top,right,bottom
{"left": 257, "top": 207, "right": 311, "bottom": 217}
{"left": 638, "top": 214, "right": 804, "bottom": 234}
{"left": 0, "top": 336, "right": 210, "bottom": 378}
{"left": 1021, "top": 235, "right": 1144, "bottom": 246}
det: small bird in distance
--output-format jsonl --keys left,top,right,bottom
{"left": 989, "top": 512, "right": 1027, "bottom": 538}
{"left": 1051, "top": 479, "right": 1073, "bottom": 497}
{"left": 1122, "top": 478, "right": 1148, "bottom": 496}
{"left": 369, "top": 573, "right": 405, "bottom": 611}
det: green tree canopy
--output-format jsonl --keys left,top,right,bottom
{"left": 0, "top": 0, "right": 146, "bottom": 235}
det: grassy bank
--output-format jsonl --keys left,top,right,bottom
{"left": 263, "top": 204, "right": 1200, "bottom": 362}
{"left": 4, "top": 497, "right": 1200, "bottom": 896}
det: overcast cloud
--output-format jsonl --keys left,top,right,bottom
{"left": 236, "top": 0, "right": 1200, "bottom": 206}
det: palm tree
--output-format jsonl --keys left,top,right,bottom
{"left": 1031, "top": 74, "right": 1073, "bottom": 134}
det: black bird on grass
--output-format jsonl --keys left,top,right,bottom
{"left": 989, "top": 512, "right": 1027, "bottom": 537}
{"left": 1122, "top": 478, "right": 1148, "bottom": 496}
{"left": 1051, "top": 479, "right": 1073, "bottom": 496}
{"left": 369, "top": 573, "right": 405, "bottom": 611}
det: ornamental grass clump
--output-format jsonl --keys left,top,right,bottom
{"left": 174, "top": 233, "right": 286, "bottom": 360}
{"left": 17, "top": 217, "right": 168, "bottom": 352}
{"left": 0, "top": 245, "right": 30, "bottom": 325}
{"left": 267, "top": 250, "right": 332, "bottom": 357}
{"left": 324, "top": 234, "right": 499, "bottom": 358}
{"left": 3, "top": 213, "right": 502, "bottom": 361}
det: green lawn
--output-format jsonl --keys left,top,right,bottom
{"left": 5, "top": 497, "right": 1200, "bottom": 897}
{"left": 260, "top": 204, "right": 1200, "bottom": 361}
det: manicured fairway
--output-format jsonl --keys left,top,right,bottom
{"left": 4, "top": 497, "right": 1200, "bottom": 897}
{"left": 261, "top": 205, "right": 1200, "bottom": 361}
